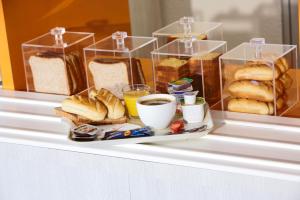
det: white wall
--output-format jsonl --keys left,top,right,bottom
{"left": 129, "top": 0, "right": 284, "bottom": 49}
{"left": 1, "top": 143, "right": 300, "bottom": 200}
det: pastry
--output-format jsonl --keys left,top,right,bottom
{"left": 88, "top": 58, "right": 145, "bottom": 98}
{"left": 228, "top": 80, "right": 283, "bottom": 102}
{"left": 90, "top": 88, "right": 125, "bottom": 119}
{"left": 228, "top": 96, "right": 285, "bottom": 115}
{"left": 62, "top": 95, "right": 107, "bottom": 121}
{"left": 228, "top": 98, "right": 274, "bottom": 115}
{"left": 234, "top": 63, "right": 280, "bottom": 81}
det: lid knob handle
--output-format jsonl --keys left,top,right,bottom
{"left": 50, "top": 27, "right": 66, "bottom": 47}
{"left": 112, "top": 31, "right": 128, "bottom": 49}
{"left": 179, "top": 16, "right": 194, "bottom": 36}
{"left": 250, "top": 38, "right": 265, "bottom": 59}
{"left": 179, "top": 17, "right": 195, "bottom": 50}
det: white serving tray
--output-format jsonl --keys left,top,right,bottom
{"left": 65, "top": 104, "right": 214, "bottom": 145}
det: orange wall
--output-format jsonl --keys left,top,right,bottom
{"left": 1, "top": 0, "right": 131, "bottom": 90}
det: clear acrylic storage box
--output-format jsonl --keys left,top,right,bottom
{"left": 153, "top": 17, "right": 223, "bottom": 47}
{"left": 83, "top": 31, "right": 157, "bottom": 98}
{"left": 22, "top": 27, "right": 95, "bottom": 95}
{"left": 151, "top": 38, "right": 227, "bottom": 107}
{"left": 219, "top": 38, "right": 298, "bottom": 116}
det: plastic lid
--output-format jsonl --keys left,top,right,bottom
{"left": 153, "top": 17, "right": 221, "bottom": 36}
{"left": 22, "top": 27, "right": 94, "bottom": 48}
{"left": 84, "top": 31, "right": 157, "bottom": 53}
{"left": 220, "top": 38, "right": 296, "bottom": 61}
{"left": 151, "top": 39, "right": 226, "bottom": 57}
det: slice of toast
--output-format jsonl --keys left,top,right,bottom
{"left": 89, "top": 60, "right": 129, "bottom": 98}
{"left": 29, "top": 55, "right": 71, "bottom": 95}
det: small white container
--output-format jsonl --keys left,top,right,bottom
{"left": 182, "top": 103, "right": 205, "bottom": 123}
{"left": 184, "top": 92, "right": 197, "bottom": 105}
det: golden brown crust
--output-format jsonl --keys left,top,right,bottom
{"left": 155, "top": 58, "right": 190, "bottom": 83}
{"left": 62, "top": 95, "right": 107, "bottom": 121}
{"left": 228, "top": 98, "right": 273, "bottom": 115}
{"left": 91, "top": 88, "right": 125, "bottom": 119}
{"left": 276, "top": 57, "right": 289, "bottom": 73}
{"left": 234, "top": 64, "right": 280, "bottom": 81}
{"left": 228, "top": 80, "right": 279, "bottom": 102}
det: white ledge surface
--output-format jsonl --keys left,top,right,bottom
{"left": 1, "top": 89, "right": 300, "bottom": 182}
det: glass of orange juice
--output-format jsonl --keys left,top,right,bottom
{"left": 123, "top": 84, "right": 150, "bottom": 118}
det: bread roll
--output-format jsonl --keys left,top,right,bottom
{"left": 228, "top": 96, "right": 285, "bottom": 115}
{"left": 279, "top": 73, "right": 293, "bottom": 89}
{"left": 62, "top": 95, "right": 107, "bottom": 121}
{"left": 276, "top": 57, "right": 289, "bottom": 73}
{"left": 234, "top": 64, "right": 280, "bottom": 81}
{"left": 90, "top": 88, "right": 125, "bottom": 119}
{"left": 228, "top": 80, "right": 280, "bottom": 102}
{"left": 228, "top": 98, "right": 274, "bottom": 115}
{"left": 276, "top": 96, "right": 285, "bottom": 110}
{"left": 264, "top": 80, "right": 284, "bottom": 96}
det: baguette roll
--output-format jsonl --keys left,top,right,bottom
{"left": 234, "top": 64, "right": 280, "bottom": 81}
{"left": 62, "top": 95, "right": 107, "bottom": 121}
{"left": 228, "top": 98, "right": 273, "bottom": 115}
{"left": 228, "top": 80, "right": 283, "bottom": 102}
{"left": 90, "top": 88, "right": 125, "bottom": 119}
{"left": 228, "top": 97, "right": 285, "bottom": 115}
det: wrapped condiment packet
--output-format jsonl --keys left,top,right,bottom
{"left": 168, "top": 78, "right": 193, "bottom": 91}
{"left": 70, "top": 124, "right": 154, "bottom": 142}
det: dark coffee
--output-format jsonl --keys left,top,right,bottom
{"left": 140, "top": 98, "right": 171, "bottom": 106}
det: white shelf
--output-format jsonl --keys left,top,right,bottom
{"left": 0, "top": 89, "right": 300, "bottom": 182}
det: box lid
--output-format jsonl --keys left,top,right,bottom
{"left": 22, "top": 27, "right": 94, "bottom": 48}
{"left": 151, "top": 38, "right": 226, "bottom": 57}
{"left": 84, "top": 31, "right": 157, "bottom": 53}
{"left": 153, "top": 16, "right": 222, "bottom": 37}
{"left": 220, "top": 38, "right": 297, "bottom": 61}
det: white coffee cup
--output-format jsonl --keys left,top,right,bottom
{"left": 182, "top": 103, "right": 205, "bottom": 123}
{"left": 136, "top": 94, "right": 176, "bottom": 129}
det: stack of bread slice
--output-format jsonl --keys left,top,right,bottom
{"left": 227, "top": 57, "right": 292, "bottom": 115}
{"left": 155, "top": 58, "right": 189, "bottom": 93}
